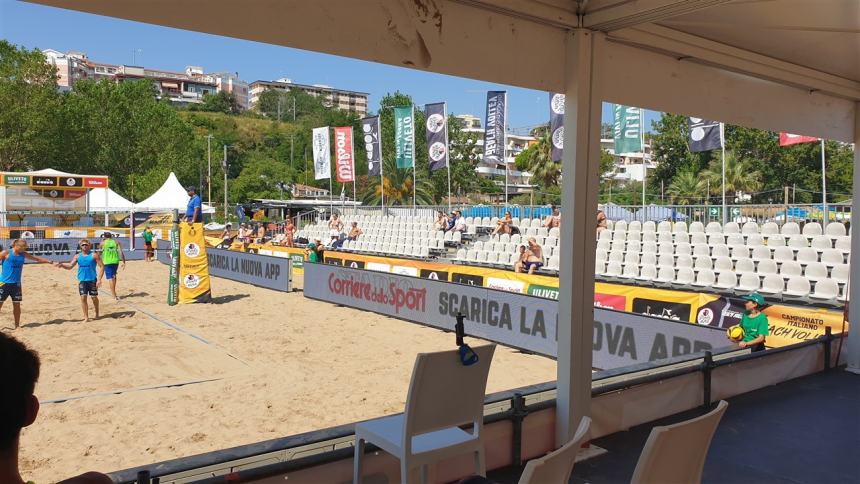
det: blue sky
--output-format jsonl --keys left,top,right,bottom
{"left": 1, "top": 0, "right": 662, "bottom": 131}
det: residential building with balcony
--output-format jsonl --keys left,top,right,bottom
{"left": 209, "top": 71, "right": 250, "bottom": 110}
{"left": 42, "top": 49, "right": 93, "bottom": 91}
{"left": 600, "top": 138, "right": 655, "bottom": 183}
{"left": 249, "top": 78, "right": 369, "bottom": 117}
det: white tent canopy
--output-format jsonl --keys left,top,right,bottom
{"left": 86, "top": 187, "right": 134, "bottom": 212}
{"left": 134, "top": 172, "right": 215, "bottom": 214}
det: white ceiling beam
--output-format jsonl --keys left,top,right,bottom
{"left": 608, "top": 24, "right": 860, "bottom": 101}
{"left": 584, "top": 0, "right": 735, "bottom": 31}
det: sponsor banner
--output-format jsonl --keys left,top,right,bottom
{"left": 178, "top": 222, "right": 211, "bottom": 304}
{"left": 549, "top": 93, "right": 564, "bottom": 162}
{"left": 779, "top": 133, "right": 819, "bottom": 147}
{"left": 394, "top": 106, "right": 415, "bottom": 169}
{"left": 83, "top": 177, "right": 108, "bottom": 188}
{"left": 483, "top": 91, "right": 506, "bottom": 165}
{"left": 687, "top": 117, "right": 722, "bottom": 152}
{"left": 236, "top": 244, "right": 845, "bottom": 348}
{"left": 4, "top": 237, "right": 145, "bottom": 262}
{"left": 52, "top": 229, "right": 88, "bottom": 238}
{"left": 3, "top": 175, "right": 29, "bottom": 185}
{"left": 425, "top": 102, "right": 448, "bottom": 172}
{"left": 168, "top": 226, "right": 180, "bottom": 305}
{"left": 63, "top": 189, "right": 87, "bottom": 199}
{"left": 31, "top": 176, "right": 58, "bottom": 187}
{"left": 312, "top": 127, "right": 331, "bottom": 180}
{"left": 613, "top": 104, "right": 643, "bottom": 154}
{"left": 361, "top": 116, "right": 382, "bottom": 177}
{"left": 207, "top": 248, "right": 291, "bottom": 292}
{"left": 304, "top": 264, "right": 732, "bottom": 368}
{"left": 333, "top": 126, "right": 355, "bottom": 183}
{"left": 59, "top": 176, "right": 83, "bottom": 188}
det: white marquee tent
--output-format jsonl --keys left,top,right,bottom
{"left": 86, "top": 187, "right": 134, "bottom": 212}
{"left": 134, "top": 172, "right": 215, "bottom": 214}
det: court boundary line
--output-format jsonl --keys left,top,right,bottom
{"left": 42, "top": 377, "right": 225, "bottom": 404}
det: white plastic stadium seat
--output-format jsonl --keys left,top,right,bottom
{"left": 705, "top": 222, "right": 722, "bottom": 234}
{"left": 657, "top": 254, "right": 675, "bottom": 269}
{"left": 621, "top": 264, "right": 639, "bottom": 280}
{"left": 675, "top": 243, "right": 692, "bottom": 257}
{"left": 657, "top": 221, "right": 672, "bottom": 233}
{"left": 713, "top": 271, "right": 737, "bottom": 291}
{"left": 835, "top": 236, "right": 851, "bottom": 254}
{"left": 783, "top": 276, "right": 811, "bottom": 300}
{"left": 690, "top": 233, "right": 707, "bottom": 245}
{"left": 673, "top": 267, "right": 695, "bottom": 288}
{"left": 643, "top": 221, "right": 657, "bottom": 233}
{"left": 725, "top": 234, "right": 745, "bottom": 246}
{"left": 629, "top": 221, "right": 642, "bottom": 232}
{"left": 654, "top": 267, "right": 675, "bottom": 286}
{"left": 746, "top": 234, "right": 764, "bottom": 247}
{"left": 735, "top": 258, "right": 756, "bottom": 275}
{"left": 761, "top": 222, "right": 780, "bottom": 237}
{"left": 781, "top": 222, "right": 801, "bottom": 235}
{"left": 779, "top": 261, "right": 802, "bottom": 277}
{"left": 636, "top": 264, "right": 657, "bottom": 282}
{"left": 604, "top": 261, "right": 622, "bottom": 278}
{"left": 640, "top": 253, "right": 657, "bottom": 267}
{"left": 766, "top": 234, "right": 786, "bottom": 247}
{"left": 757, "top": 259, "right": 778, "bottom": 275}
{"left": 353, "top": 346, "right": 495, "bottom": 484}
{"left": 615, "top": 220, "right": 628, "bottom": 232}
{"left": 692, "top": 244, "right": 710, "bottom": 258}
{"left": 735, "top": 273, "right": 761, "bottom": 294}
{"left": 712, "top": 244, "right": 730, "bottom": 258}
{"left": 821, "top": 249, "right": 844, "bottom": 267}
{"left": 802, "top": 222, "right": 823, "bottom": 237}
{"left": 713, "top": 257, "right": 734, "bottom": 274}
{"left": 811, "top": 234, "right": 833, "bottom": 252}
{"left": 691, "top": 269, "right": 716, "bottom": 288}
{"left": 771, "top": 246, "right": 795, "bottom": 263}
{"left": 547, "top": 255, "right": 560, "bottom": 272}
{"left": 689, "top": 221, "right": 705, "bottom": 234}
{"left": 673, "top": 222, "right": 688, "bottom": 234}
{"left": 707, "top": 234, "right": 725, "bottom": 246}
{"left": 595, "top": 259, "right": 606, "bottom": 275}
{"left": 796, "top": 247, "right": 819, "bottom": 265}
{"left": 742, "top": 222, "right": 759, "bottom": 235}
{"left": 803, "top": 262, "right": 828, "bottom": 283}
{"left": 759, "top": 274, "right": 784, "bottom": 297}
{"left": 809, "top": 279, "right": 839, "bottom": 304}
{"left": 723, "top": 222, "right": 740, "bottom": 234}
{"left": 826, "top": 223, "right": 847, "bottom": 238}
{"left": 694, "top": 256, "right": 713, "bottom": 271}
{"left": 730, "top": 246, "right": 750, "bottom": 261}
{"left": 624, "top": 252, "right": 640, "bottom": 266}
{"left": 674, "top": 232, "right": 690, "bottom": 245}
{"left": 788, "top": 235, "right": 808, "bottom": 249}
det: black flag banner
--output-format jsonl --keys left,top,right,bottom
{"left": 688, "top": 117, "right": 722, "bottom": 152}
{"left": 550, "top": 93, "right": 565, "bottom": 162}
{"left": 361, "top": 116, "right": 382, "bottom": 176}
{"left": 483, "top": 91, "right": 506, "bottom": 165}
{"left": 425, "top": 102, "right": 449, "bottom": 172}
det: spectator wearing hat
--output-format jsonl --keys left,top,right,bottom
{"left": 739, "top": 292, "right": 769, "bottom": 352}
{"left": 185, "top": 186, "right": 202, "bottom": 223}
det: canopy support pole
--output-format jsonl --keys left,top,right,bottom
{"left": 557, "top": 29, "right": 601, "bottom": 445}
{"left": 847, "top": 101, "right": 860, "bottom": 374}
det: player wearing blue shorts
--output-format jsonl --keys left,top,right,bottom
{"left": 0, "top": 239, "right": 56, "bottom": 329}
{"left": 59, "top": 239, "right": 105, "bottom": 322}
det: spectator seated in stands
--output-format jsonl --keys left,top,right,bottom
{"left": 332, "top": 222, "right": 361, "bottom": 249}
{"left": 545, "top": 205, "right": 561, "bottom": 229}
{"left": 517, "top": 237, "right": 544, "bottom": 274}
{"left": 0, "top": 333, "right": 112, "bottom": 484}
{"left": 328, "top": 213, "right": 344, "bottom": 233}
{"left": 445, "top": 211, "right": 457, "bottom": 232}
{"left": 596, "top": 209, "right": 607, "bottom": 235}
{"left": 492, "top": 211, "right": 513, "bottom": 236}
{"left": 219, "top": 223, "right": 234, "bottom": 248}
{"left": 434, "top": 211, "right": 448, "bottom": 231}
{"left": 255, "top": 223, "right": 267, "bottom": 244}
{"left": 271, "top": 232, "right": 287, "bottom": 245}
{"left": 513, "top": 245, "right": 528, "bottom": 273}
{"left": 453, "top": 211, "right": 467, "bottom": 233}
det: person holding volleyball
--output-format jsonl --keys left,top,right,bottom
{"left": 729, "top": 292, "right": 769, "bottom": 352}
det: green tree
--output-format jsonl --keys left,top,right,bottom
{"left": 362, "top": 157, "right": 433, "bottom": 205}
{"left": 198, "top": 91, "right": 241, "bottom": 115}
{"left": 0, "top": 41, "right": 61, "bottom": 170}
{"left": 431, "top": 115, "right": 482, "bottom": 201}
{"left": 649, "top": 113, "right": 713, "bottom": 192}
{"left": 229, "top": 151, "right": 292, "bottom": 201}
{"left": 667, "top": 168, "right": 706, "bottom": 204}
{"left": 522, "top": 134, "right": 559, "bottom": 188}
{"left": 701, "top": 151, "right": 762, "bottom": 202}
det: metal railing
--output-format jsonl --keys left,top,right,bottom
{"left": 604, "top": 203, "right": 852, "bottom": 225}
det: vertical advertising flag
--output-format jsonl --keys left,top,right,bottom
{"left": 361, "top": 116, "right": 382, "bottom": 176}
{"left": 687, "top": 117, "right": 723, "bottom": 152}
{"left": 483, "top": 91, "right": 507, "bottom": 165}
{"left": 167, "top": 221, "right": 180, "bottom": 306}
{"left": 394, "top": 106, "right": 416, "bottom": 169}
{"left": 333, "top": 126, "right": 355, "bottom": 183}
{"left": 613, "top": 104, "right": 643, "bottom": 154}
{"left": 312, "top": 127, "right": 331, "bottom": 180}
{"left": 425, "top": 102, "right": 449, "bottom": 172}
{"left": 779, "top": 133, "right": 819, "bottom": 146}
{"left": 549, "top": 93, "right": 565, "bottom": 162}
{"left": 177, "top": 222, "right": 212, "bottom": 304}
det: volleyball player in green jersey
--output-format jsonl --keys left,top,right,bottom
{"left": 98, "top": 233, "right": 125, "bottom": 300}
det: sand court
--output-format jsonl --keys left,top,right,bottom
{"left": 7, "top": 261, "right": 557, "bottom": 482}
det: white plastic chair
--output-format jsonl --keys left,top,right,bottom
{"left": 735, "top": 273, "right": 761, "bottom": 294}
{"left": 657, "top": 221, "right": 672, "bottom": 233}
{"left": 761, "top": 222, "right": 780, "bottom": 237}
{"left": 825, "top": 222, "right": 847, "bottom": 238}
{"left": 781, "top": 222, "right": 801, "bottom": 235}
{"left": 690, "top": 233, "right": 707, "bottom": 245}
{"left": 713, "top": 271, "right": 737, "bottom": 291}
{"left": 712, "top": 244, "right": 730, "bottom": 258}
{"left": 691, "top": 269, "right": 716, "bottom": 288}
{"left": 821, "top": 249, "right": 845, "bottom": 267}
{"left": 675, "top": 243, "right": 692, "bottom": 257}
{"left": 772, "top": 246, "right": 795, "bottom": 263}
{"left": 518, "top": 417, "right": 591, "bottom": 484}
{"left": 713, "top": 256, "right": 733, "bottom": 274}
{"left": 624, "top": 252, "right": 640, "bottom": 266}
{"left": 689, "top": 221, "right": 705, "bottom": 234}
{"left": 705, "top": 222, "right": 722, "bottom": 234}
{"left": 742, "top": 222, "right": 760, "bottom": 235}
{"left": 692, "top": 244, "right": 710, "bottom": 258}
{"left": 810, "top": 279, "right": 839, "bottom": 304}
{"left": 630, "top": 401, "right": 728, "bottom": 484}
{"left": 694, "top": 256, "right": 713, "bottom": 271}
{"left": 735, "top": 258, "right": 756, "bottom": 275}
{"left": 766, "top": 234, "right": 786, "bottom": 247}
{"left": 759, "top": 274, "right": 784, "bottom": 297}
{"left": 675, "top": 255, "right": 694, "bottom": 270}
{"left": 621, "top": 263, "right": 639, "bottom": 279}
{"left": 802, "top": 222, "right": 823, "bottom": 237}
{"left": 725, "top": 234, "right": 745, "bottom": 246}
{"left": 729, "top": 245, "right": 750, "bottom": 261}
{"left": 723, "top": 222, "right": 740, "bottom": 234}
{"left": 672, "top": 222, "right": 688, "bottom": 234}
{"left": 654, "top": 266, "right": 675, "bottom": 286}
{"left": 783, "top": 276, "right": 811, "bottom": 300}
{"left": 707, "top": 234, "right": 725, "bottom": 246}
{"left": 674, "top": 232, "right": 690, "bottom": 245}
{"left": 751, "top": 246, "right": 772, "bottom": 262}
{"left": 353, "top": 345, "right": 496, "bottom": 484}
{"left": 811, "top": 235, "right": 833, "bottom": 253}
{"left": 796, "top": 247, "right": 819, "bottom": 265}
{"left": 746, "top": 234, "right": 764, "bottom": 247}
{"left": 673, "top": 267, "right": 695, "bottom": 288}
{"left": 640, "top": 253, "right": 657, "bottom": 267}
{"left": 757, "top": 259, "right": 778, "bottom": 275}
{"left": 832, "top": 264, "right": 849, "bottom": 284}
{"left": 657, "top": 254, "right": 674, "bottom": 269}
{"left": 780, "top": 261, "right": 802, "bottom": 277}
{"left": 835, "top": 236, "right": 851, "bottom": 254}
{"left": 636, "top": 264, "right": 657, "bottom": 282}
{"left": 803, "top": 262, "right": 828, "bottom": 283}
{"left": 605, "top": 261, "right": 622, "bottom": 278}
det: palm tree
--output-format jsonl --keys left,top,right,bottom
{"left": 702, "top": 151, "right": 762, "bottom": 202}
{"left": 667, "top": 169, "right": 706, "bottom": 204}
{"left": 362, "top": 157, "right": 434, "bottom": 206}
{"left": 524, "top": 134, "right": 560, "bottom": 187}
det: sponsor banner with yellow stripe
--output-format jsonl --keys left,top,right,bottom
{"left": 178, "top": 222, "right": 211, "bottom": 304}
{"left": 233, "top": 242, "right": 846, "bottom": 347}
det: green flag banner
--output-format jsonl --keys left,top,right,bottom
{"left": 394, "top": 106, "right": 415, "bottom": 169}
{"left": 613, "top": 104, "right": 643, "bottom": 154}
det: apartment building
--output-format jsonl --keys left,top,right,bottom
{"left": 41, "top": 49, "right": 247, "bottom": 108}
{"left": 249, "top": 78, "right": 369, "bottom": 117}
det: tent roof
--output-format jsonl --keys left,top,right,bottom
{"left": 87, "top": 187, "right": 134, "bottom": 211}
{"left": 135, "top": 172, "right": 215, "bottom": 213}
{"left": 2, "top": 168, "right": 109, "bottom": 179}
